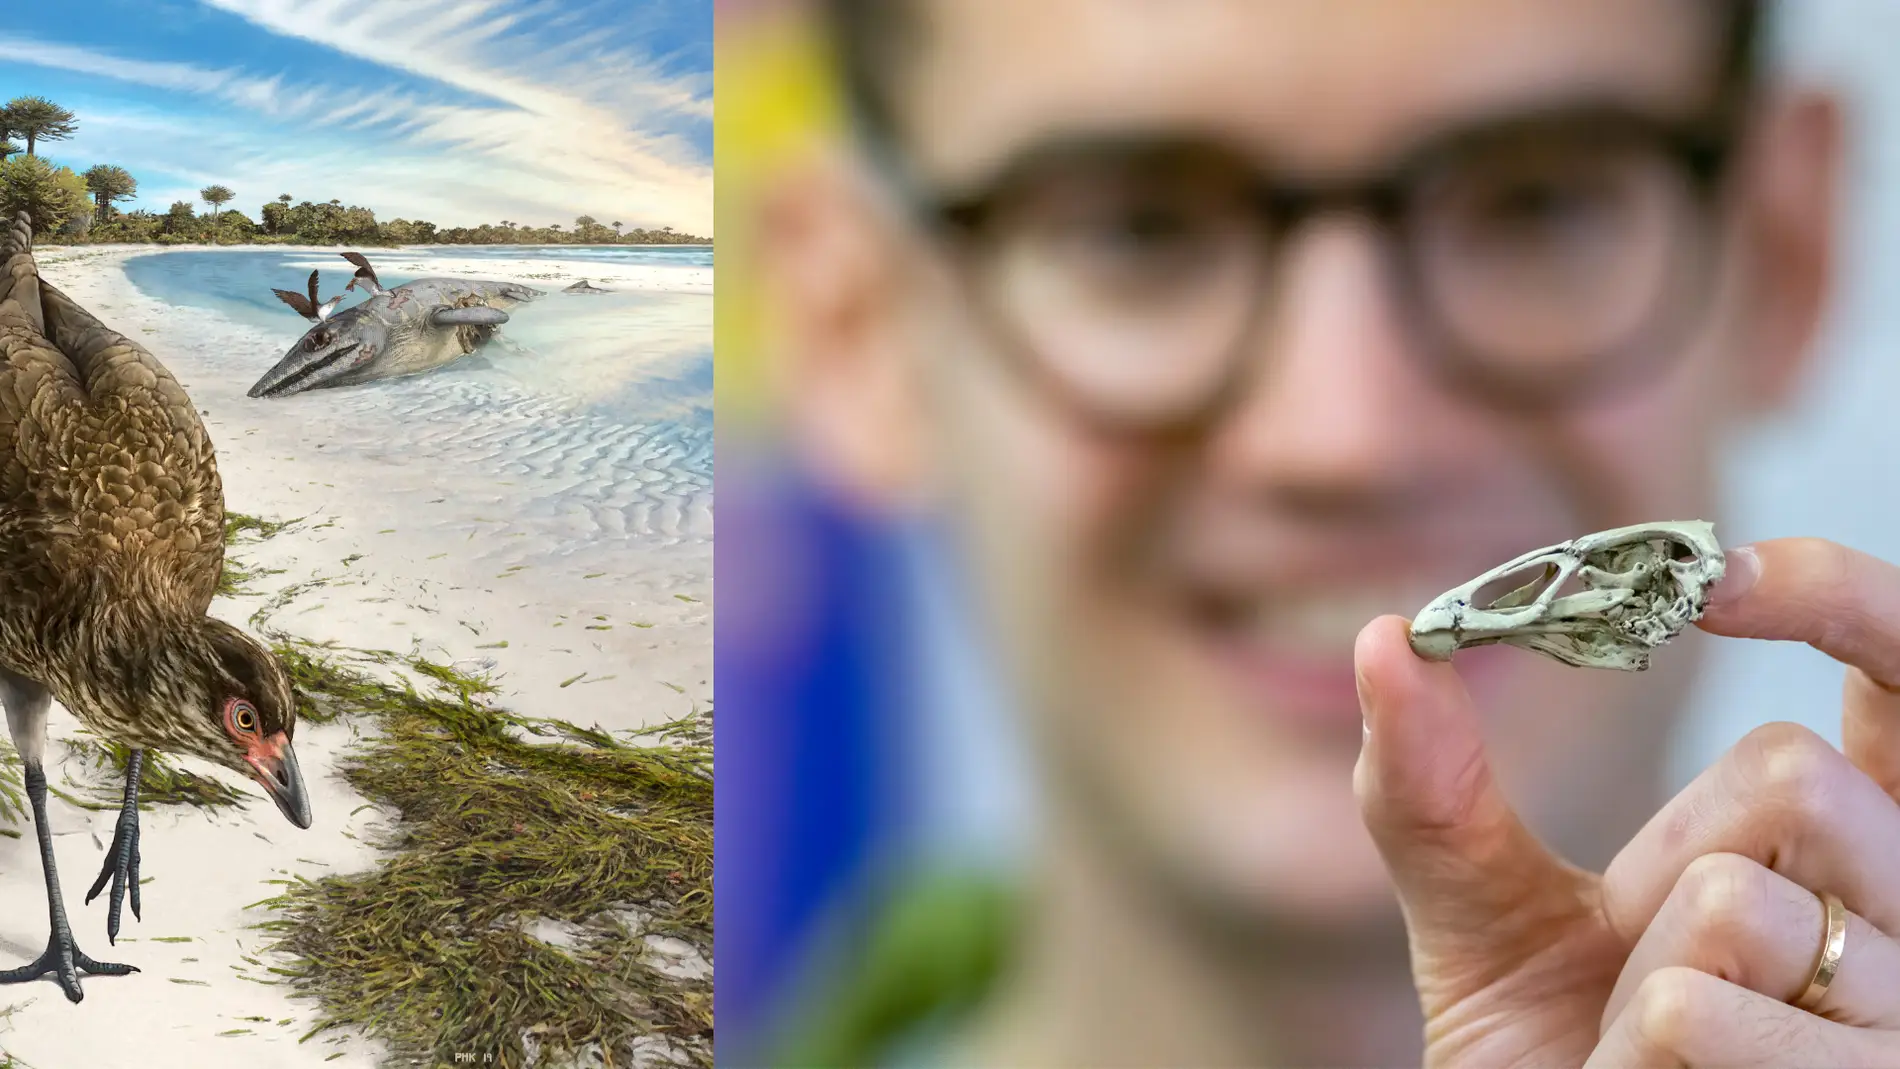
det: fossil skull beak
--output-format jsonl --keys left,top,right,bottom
{"left": 1407, "top": 520, "right": 1726, "bottom": 672}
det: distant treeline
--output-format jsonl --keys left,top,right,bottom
{"left": 0, "top": 94, "right": 711, "bottom": 246}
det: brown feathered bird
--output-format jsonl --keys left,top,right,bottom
{"left": 0, "top": 211, "right": 312, "bottom": 1002}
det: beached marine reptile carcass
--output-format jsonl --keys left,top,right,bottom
{"left": 249, "top": 252, "right": 543, "bottom": 397}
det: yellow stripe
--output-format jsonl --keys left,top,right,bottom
{"left": 716, "top": 8, "right": 844, "bottom": 428}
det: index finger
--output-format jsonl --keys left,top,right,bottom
{"left": 1698, "top": 536, "right": 1900, "bottom": 793}
{"left": 1698, "top": 537, "right": 1900, "bottom": 685}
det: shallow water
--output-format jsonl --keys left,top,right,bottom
{"left": 121, "top": 246, "right": 712, "bottom": 545}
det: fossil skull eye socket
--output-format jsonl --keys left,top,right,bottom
{"left": 1470, "top": 561, "right": 1562, "bottom": 609}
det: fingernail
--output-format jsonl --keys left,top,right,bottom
{"left": 1707, "top": 545, "right": 1760, "bottom": 608}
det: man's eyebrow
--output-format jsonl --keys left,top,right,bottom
{"left": 938, "top": 129, "right": 1249, "bottom": 199}
{"left": 949, "top": 96, "right": 1727, "bottom": 199}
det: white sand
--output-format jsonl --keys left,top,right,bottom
{"left": 0, "top": 246, "right": 712, "bottom": 1067}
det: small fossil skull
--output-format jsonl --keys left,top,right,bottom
{"left": 1408, "top": 521, "right": 1726, "bottom": 671}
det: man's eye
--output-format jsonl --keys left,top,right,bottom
{"left": 1042, "top": 202, "right": 1231, "bottom": 290}
{"left": 1480, "top": 179, "right": 1611, "bottom": 230}
{"left": 1082, "top": 206, "right": 1197, "bottom": 250}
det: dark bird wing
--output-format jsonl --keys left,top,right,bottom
{"left": 340, "top": 251, "right": 380, "bottom": 292}
{"left": 0, "top": 212, "right": 226, "bottom": 623}
{"left": 273, "top": 270, "right": 320, "bottom": 320}
{"left": 272, "top": 287, "right": 316, "bottom": 320}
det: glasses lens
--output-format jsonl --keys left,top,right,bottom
{"left": 1411, "top": 132, "right": 1703, "bottom": 376}
{"left": 975, "top": 162, "right": 1266, "bottom": 424}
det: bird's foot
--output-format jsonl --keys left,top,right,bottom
{"left": 84, "top": 804, "right": 141, "bottom": 943}
{"left": 0, "top": 928, "right": 138, "bottom": 1003}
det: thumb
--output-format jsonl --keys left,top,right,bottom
{"left": 1354, "top": 616, "right": 1594, "bottom": 989}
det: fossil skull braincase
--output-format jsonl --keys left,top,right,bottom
{"left": 1407, "top": 521, "right": 1726, "bottom": 671}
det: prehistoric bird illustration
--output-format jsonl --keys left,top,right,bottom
{"left": 0, "top": 211, "right": 312, "bottom": 1002}
{"left": 249, "top": 252, "right": 543, "bottom": 398}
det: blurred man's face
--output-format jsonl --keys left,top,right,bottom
{"left": 786, "top": 0, "right": 1832, "bottom": 939}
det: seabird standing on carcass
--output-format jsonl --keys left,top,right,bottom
{"left": 248, "top": 252, "right": 543, "bottom": 397}
{"left": 0, "top": 211, "right": 312, "bottom": 1002}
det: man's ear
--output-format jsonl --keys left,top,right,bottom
{"left": 759, "top": 152, "right": 931, "bottom": 515}
{"left": 1731, "top": 87, "right": 1844, "bottom": 415}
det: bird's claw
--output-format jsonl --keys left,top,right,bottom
{"left": 0, "top": 929, "right": 138, "bottom": 1003}
{"left": 85, "top": 806, "right": 142, "bottom": 943}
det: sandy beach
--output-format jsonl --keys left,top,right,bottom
{"left": 0, "top": 244, "right": 712, "bottom": 1068}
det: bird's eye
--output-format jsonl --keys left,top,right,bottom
{"left": 230, "top": 699, "right": 258, "bottom": 733}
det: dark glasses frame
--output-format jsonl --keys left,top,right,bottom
{"left": 873, "top": 99, "right": 1749, "bottom": 438}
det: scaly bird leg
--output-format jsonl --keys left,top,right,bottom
{"left": 0, "top": 762, "right": 138, "bottom": 1002}
{"left": 85, "top": 748, "right": 143, "bottom": 943}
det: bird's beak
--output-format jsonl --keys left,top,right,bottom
{"left": 248, "top": 733, "right": 313, "bottom": 829}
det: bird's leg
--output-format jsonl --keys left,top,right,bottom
{"left": 0, "top": 761, "right": 138, "bottom": 1002}
{"left": 85, "top": 748, "right": 143, "bottom": 942}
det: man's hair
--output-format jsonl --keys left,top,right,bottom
{"left": 821, "top": 0, "right": 1766, "bottom": 150}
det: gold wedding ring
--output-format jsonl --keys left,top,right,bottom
{"left": 1795, "top": 891, "right": 1848, "bottom": 1011}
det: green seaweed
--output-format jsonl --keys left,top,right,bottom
{"left": 225, "top": 512, "right": 298, "bottom": 542}
{"left": 0, "top": 999, "right": 30, "bottom": 1069}
{"left": 217, "top": 512, "right": 295, "bottom": 596}
{"left": 63, "top": 736, "right": 249, "bottom": 811}
{"left": 0, "top": 736, "right": 25, "bottom": 826}
{"left": 250, "top": 636, "right": 713, "bottom": 1069}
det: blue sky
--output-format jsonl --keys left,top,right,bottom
{"left": 0, "top": 0, "right": 711, "bottom": 235}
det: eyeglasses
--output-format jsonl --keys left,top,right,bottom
{"left": 886, "top": 104, "right": 1742, "bottom": 434}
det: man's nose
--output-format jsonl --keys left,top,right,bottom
{"left": 1204, "top": 215, "right": 1456, "bottom": 497}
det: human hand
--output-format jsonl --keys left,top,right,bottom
{"left": 1354, "top": 537, "right": 1900, "bottom": 1067}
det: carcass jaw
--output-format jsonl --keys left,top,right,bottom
{"left": 253, "top": 342, "right": 361, "bottom": 397}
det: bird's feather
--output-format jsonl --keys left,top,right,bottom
{"left": 0, "top": 212, "right": 227, "bottom": 646}
{"left": 272, "top": 287, "right": 316, "bottom": 320}
{"left": 340, "top": 251, "right": 381, "bottom": 294}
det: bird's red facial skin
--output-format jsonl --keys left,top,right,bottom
{"left": 243, "top": 731, "right": 291, "bottom": 783}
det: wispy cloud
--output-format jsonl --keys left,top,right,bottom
{"left": 0, "top": 37, "right": 237, "bottom": 95}
{"left": 0, "top": 0, "right": 710, "bottom": 234}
